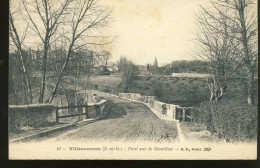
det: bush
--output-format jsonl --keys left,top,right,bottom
{"left": 190, "top": 99, "right": 257, "bottom": 142}
{"left": 101, "top": 87, "right": 111, "bottom": 93}
{"left": 9, "top": 104, "right": 57, "bottom": 131}
{"left": 145, "top": 76, "right": 152, "bottom": 81}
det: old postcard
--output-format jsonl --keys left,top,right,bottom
{"left": 9, "top": 0, "right": 258, "bottom": 160}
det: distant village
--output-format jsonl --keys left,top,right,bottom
{"left": 94, "top": 56, "right": 210, "bottom": 78}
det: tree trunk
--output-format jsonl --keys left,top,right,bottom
{"left": 74, "top": 62, "right": 79, "bottom": 113}
{"left": 19, "top": 50, "right": 33, "bottom": 104}
{"left": 64, "top": 91, "right": 69, "bottom": 114}
{"left": 47, "top": 42, "right": 74, "bottom": 103}
{"left": 124, "top": 85, "right": 128, "bottom": 93}
{"left": 216, "top": 86, "right": 225, "bottom": 101}
{"left": 238, "top": 3, "right": 254, "bottom": 105}
{"left": 9, "top": 76, "right": 19, "bottom": 105}
{"left": 64, "top": 90, "right": 69, "bottom": 106}
{"left": 58, "top": 94, "right": 65, "bottom": 114}
{"left": 9, "top": 15, "right": 33, "bottom": 104}
{"left": 207, "top": 83, "right": 215, "bottom": 102}
{"left": 23, "top": 75, "right": 28, "bottom": 105}
{"left": 210, "top": 92, "right": 214, "bottom": 102}
{"left": 247, "top": 71, "right": 254, "bottom": 105}
{"left": 39, "top": 41, "right": 49, "bottom": 103}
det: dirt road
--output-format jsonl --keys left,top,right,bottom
{"left": 38, "top": 96, "right": 179, "bottom": 143}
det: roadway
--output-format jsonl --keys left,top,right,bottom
{"left": 37, "top": 95, "right": 179, "bottom": 143}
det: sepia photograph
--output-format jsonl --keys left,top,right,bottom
{"left": 8, "top": 0, "right": 258, "bottom": 160}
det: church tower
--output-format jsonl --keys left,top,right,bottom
{"left": 153, "top": 57, "right": 158, "bottom": 68}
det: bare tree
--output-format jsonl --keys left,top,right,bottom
{"left": 230, "top": 0, "right": 258, "bottom": 105}
{"left": 118, "top": 57, "right": 140, "bottom": 93}
{"left": 195, "top": 8, "right": 241, "bottom": 102}
{"left": 195, "top": 0, "right": 257, "bottom": 104}
{"left": 90, "top": 50, "right": 111, "bottom": 67}
{"left": 70, "top": 49, "right": 95, "bottom": 110}
{"left": 23, "top": 0, "right": 71, "bottom": 103}
{"left": 101, "top": 50, "right": 111, "bottom": 66}
{"left": 9, "top": 1, "right": 33, "bottom": 104}
{"left": 151, "top": 80, "right": 164, "bottom": 100}
{"left": 47, "top": 0, "right": 113, "bottom": 103}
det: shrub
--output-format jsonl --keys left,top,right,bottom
{"left": 190, "top": 99, "right": 258, "bottom": 142}
{"left": 101, "top": 87, "right": 111, "bottom": 93}
{"left": 9, "top": 104, "right": 57, "bottom": 131}
{"left": 145, "top": 76, "right": 152, "bottom": 81}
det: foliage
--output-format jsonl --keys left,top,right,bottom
{"left": 191, "top": 98, "right": 257, "bottom": 142}
{"left": 9, "top": 0, "right": 113, "bottom": 104}
{"left": 150, "top": 79, "right": 164, "bottom": 100}
{"left": 190, "top": 78, "right": 258, "bottom": 142}
{"left": 148, "top": 60, "right": 210, "bottom": 75}
{"left": 195, "top": 0, "right": 258, "bottom": 105}
{"left": 9, "top": 48, "right": 102, "bottom": 105}
{"left": 9, "top": 104, "right": 56, "bottom": 131}
{"left": 168, "top": 60, "right": 210, "bottom": 74}
{"left": 124, "top": 76, "right": 209, "bottom": 106}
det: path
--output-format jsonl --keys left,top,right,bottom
{"left": 37, "top": 96, "right": 179, "bottom": 143}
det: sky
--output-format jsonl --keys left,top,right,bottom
{"left": 11, "top": 0, "right": 257, "bottom": 66}
{"left": 101, "top": 0, "right": 211, "bottom": 66}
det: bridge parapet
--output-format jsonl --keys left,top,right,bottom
{"left": 118, "top": 92, "right": 192, "bottom": 121}
{"left": 119, "top": 93, "right": 141, "bottom": 101}
{"left": 82, "top": 90, "right": 192, "bottom": 122}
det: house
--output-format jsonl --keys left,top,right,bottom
{"left": 106, "top": 62, "right": 118, "bottom": 72}
{"left": 137, "top": 65, "right": 147, "bottom": 71}
{"left": 95, "top": 65, "right": 110, "bottom": 75}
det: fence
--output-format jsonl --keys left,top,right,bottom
{"left": 55, "top": 100, "right": 107, "bottom": 123}
{"left": 9, "top": 99, "right": 108, "bottom": 131}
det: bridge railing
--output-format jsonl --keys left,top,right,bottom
{"left": 55, "top": 100, "right": 107, "bottom": 123}
{"left": 55, "top": 104, "right": 88, "bottom": 123}
{"left": 118, "top": 92, "right": 192, "bottom": 121}
{"left": 78, "top": 89, "right": 193, "bottom": 122}
{"left": 9, "top": 99, "right": 108, "bottom": 131}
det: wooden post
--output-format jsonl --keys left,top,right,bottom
{"left": 174, "top": 106, "right": 177, "bottom": 120}
{"left": 82, "top": 103, "right": 88, "bottom": 119}
{"left": 56, "top": 107, "right": 59, "bottom": 123}
{"left": 183, "top": 108, "right": 186, "bottom": 122}
{"left": 86, "top": 104, "right": 88, "bottom": 119}
{"left": 176, "top": 108, "right": 180, "bottom": 120}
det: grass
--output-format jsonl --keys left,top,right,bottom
{"left": 27, "top": 71, "right": 258, "bottom": 109}
{"left": 86, "top": 74, "right": 122, "bottom": 88}
{"left": 180, "top": 122, "right": 224, "bottom": 143}
{"left": 127, "top": 76, "right": 209, "bottom": 106}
